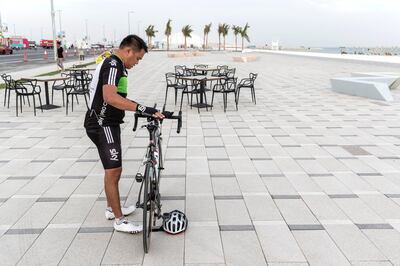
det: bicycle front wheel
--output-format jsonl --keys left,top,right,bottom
{"left": 143, "top": 163, "right": 155, "bottom": 253}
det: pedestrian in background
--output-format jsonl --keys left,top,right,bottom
{"left": 56, "top": 41, "right": 65, "bottom": 71}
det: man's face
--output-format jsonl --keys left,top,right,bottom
{"left": 124, "top": 48, "right": 145, "bottom": 69}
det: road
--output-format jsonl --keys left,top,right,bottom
{"left": 0, "top": 48, "right": 100, "bottom": 73}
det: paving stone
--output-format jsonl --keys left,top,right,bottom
{"left": 293, "top": 230, "right": 351, "bottom": 265}
{"left": 333, "top": 198, "right": 385, "bottom": 224}
{"left": 0, "top": 233, "right": 39, "bottom": 265}
{"left": 12, "top": 201, "right": 63, "bottom": 229}
{"left": 51, "top": 197, "right": 97, "bottom": 225}
{"left": 142, "top": 233, "right": 184, "bottom": 266}
{"left": 211, "top": 178, "right": 241, "bottom": 197}
{"left": 184, "top": 225, "right": 224, "bottom": 264}
{"left": 101, "top": 231, "right": 144, "bottom": 265}
{"left": 215, "top": 199, "right": 252, "bottom": 226}
{"left": 274, "top": 199, "right": 320, "bottom": 225}
{"left": 17, "top": 228, "right": 78, "bottom": 265}
{"left": 185, "top": 195, "right": 217, "bottom": 222}
{"left": 221, "top": 231, "right": 267, "bottom": 266}
{"left": 255, "top": 223, "right": 307, "bottom": 263}
{"left": 324, "top": 224, "right": 387, "bottom": 262}
{"left": 59, "top": 232, "right": 112, "bottom": 266}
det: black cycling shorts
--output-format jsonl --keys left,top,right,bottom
{"left": 86, "top": 126, "right": 122, "bottom": 169}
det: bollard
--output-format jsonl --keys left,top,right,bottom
{"left": 23, "top": 50, "right": 28, "bottom": 62}
{"left": 43, "top": 50, "right": 48, "bottom": 60}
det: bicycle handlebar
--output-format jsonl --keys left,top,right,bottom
{"left": 133, "top": 110, "right": 182, "bottom": 134}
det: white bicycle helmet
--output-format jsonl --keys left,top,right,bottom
{"left": 163, "top": 210, "right": 188, "bottom": 234}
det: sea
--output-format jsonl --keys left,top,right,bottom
{"left": 310, "top": 47, "right": 400, "bottom": 56}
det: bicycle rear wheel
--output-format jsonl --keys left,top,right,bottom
{"left": 143, "top": 163, "right": 155, "bottom": 253}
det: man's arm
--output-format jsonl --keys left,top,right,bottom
{"left": 103, "top": 85, "right": 164, "bottom": 118}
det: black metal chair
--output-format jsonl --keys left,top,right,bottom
{"left": 14, "top": 79, "right": 43, "bottom": 117}
{"left": 225, "top": 68, "right": 236, "bottom": 81}
{"left": 179, "top": 79, "right": 206, "bottom": 113}
{"left": 51, "top": 72, "right": 76, "bottom": 107}
{"left": 175, "top": 65, "right": 188, "bottom": 76}
{"left": 193, "top": 64, "right": 208, "bottom": 76}
{"left": 1, "top": 74, "right": 29, "bottom": 108}
{"left": 236, "top": 73, "right": 258, "bottom": 105}
{"left": 211, "top": 65, "right": 228, "bottom": 77}
{"left": 65, "top": 71, "right": 91, "bottom": 115}
{"left": 164, "top": 72, "right": 187, "bottom": 107}
{"left": 211, "top": 77, "right": 238, "bottom": 112}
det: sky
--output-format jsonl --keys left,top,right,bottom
{"left": 1, "top": 0, "right": 399, "bottom": 47}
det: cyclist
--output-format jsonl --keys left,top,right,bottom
{"left": 84, "top": 35, "right": 164, "bottom": 233}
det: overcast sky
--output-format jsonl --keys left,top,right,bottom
{"left": 1, "top": 0, "right": 399, "bottom": 47}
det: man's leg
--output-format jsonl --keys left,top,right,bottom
{"left": 104, "top": 166, "right": 123, "bottom": 218}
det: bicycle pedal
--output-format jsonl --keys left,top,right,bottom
{"left": 135, "top": 173, "right": 143, "bottom": 182}
{"left": 159, "top": 167, "right": 165, "bottom": 170}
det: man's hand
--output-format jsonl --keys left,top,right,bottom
{"left": 153, "top": 111, "right": 165, "bottom": 119}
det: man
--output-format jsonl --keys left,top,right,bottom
{"left": 84, "top": 35, "right": 164, "bottom": 233}
{"left": 56, "top": 41, "right": 64, "bottom": 71}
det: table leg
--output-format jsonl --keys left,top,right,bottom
{"left": 80, "top": 71, "right": 85, "bottom": 91}
{"left": 191, "top": 79, "right": 213, "bottom": 109}
{"left": 36, "top": 81, "right": 61, "bottom": 110}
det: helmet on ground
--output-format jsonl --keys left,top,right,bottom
{"left": 162, "top": 209, "right": 188, "bottom": 234}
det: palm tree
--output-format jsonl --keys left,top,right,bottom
{"left": 165, "top": 19, "right": 172, "bottom": 51}
{"left": 232, "top": 25, "right": 242, "bottom": 51}
{"left": 145, "top": 25, "right": 157, "bottom": 49}
{"left": 217, "top": 24, "right": 224, "bottom": 51}
{"left": 203, "top": 23, "right": 212, "bottom": 49}
{"left": 240, "top": 23, "right": 250, "bottom": 51}
{"left": 222, "top": 23, "right": 230, "bottom": 50}
{"left": 181, "top": 25, "right": 193, "bottom": 50}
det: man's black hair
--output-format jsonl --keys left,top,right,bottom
{"left": 119, "top": 35, "right": 148, "bottom": 53}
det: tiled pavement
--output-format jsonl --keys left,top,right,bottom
{"left": 1, "top": 52, "right": 400, "bottom": 265}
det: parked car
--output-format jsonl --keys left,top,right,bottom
{"left": 0, "top": 45, "right": 13, "bottom": 55}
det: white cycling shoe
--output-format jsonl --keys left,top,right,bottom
{"left": 105, "top": 205, "right": 137, "bottom": 220}
{"left": 114, "top": 218, "right": 143, "bottom": 234}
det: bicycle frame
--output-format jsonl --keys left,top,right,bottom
{"left": 135, "top": 119, "right": 163, "bottom": 220}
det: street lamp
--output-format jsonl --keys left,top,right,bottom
{"left": 85, "top": 19, "right": 89, "bottom": 42}
{"left": 128, "top": 11, "right": 134, "bottom": 34}
{"left": 137, "top": 20, "right": 141, "bottom": 37}
{"left": 57, "top": 10, "right": 62, "bottom": 33}
{"left": 50, "top": 0, "right": 57, "bottom": 62}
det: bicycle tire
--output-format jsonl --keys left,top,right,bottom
{"left": 143, "top": 163, "right": 155, "bottom": 253}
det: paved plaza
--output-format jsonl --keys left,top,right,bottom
{"left": 2, "top": 52, "right": 400, "bottom": 265}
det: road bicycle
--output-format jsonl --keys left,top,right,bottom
{"left": 133, "top": 109, "right": 182, "bottom": 253}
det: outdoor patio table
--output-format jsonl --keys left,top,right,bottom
{"left": 20, "top": 76, "right": 69, "bottom": 110}
{"left": 176, "top": 75, "right": 224, "bottom": 108}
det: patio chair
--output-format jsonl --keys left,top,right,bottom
{"left": 1, "top": 74, "right": 29, "bottom": 108}
{"left": 51, "top": 72, "right": 76, "bottom": 107}
{"left": 179, "top": 79, "right": 206, "bottom": 113}
{"left": 194, "top": 64, "right": 208, "bottom": 75}
{"left": 14, "top": 79, "right": 43, "bottom": 117}
{"left": 211, "top": 77, "right": 238, "bottom": 112}
{"left": 175, "top": 65, "right": 190, "bottom": 76}
{"left": 164, "top": 72, "right": 188, "bottom": 107}
{"left": 211, "top": 65, "right": 228, "bottom": 77}
{"left": 65, "top": 72, "right": 91, "bottom": 115}
{"left": 236, "top": 73, "right": 258, "bottom": 105}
